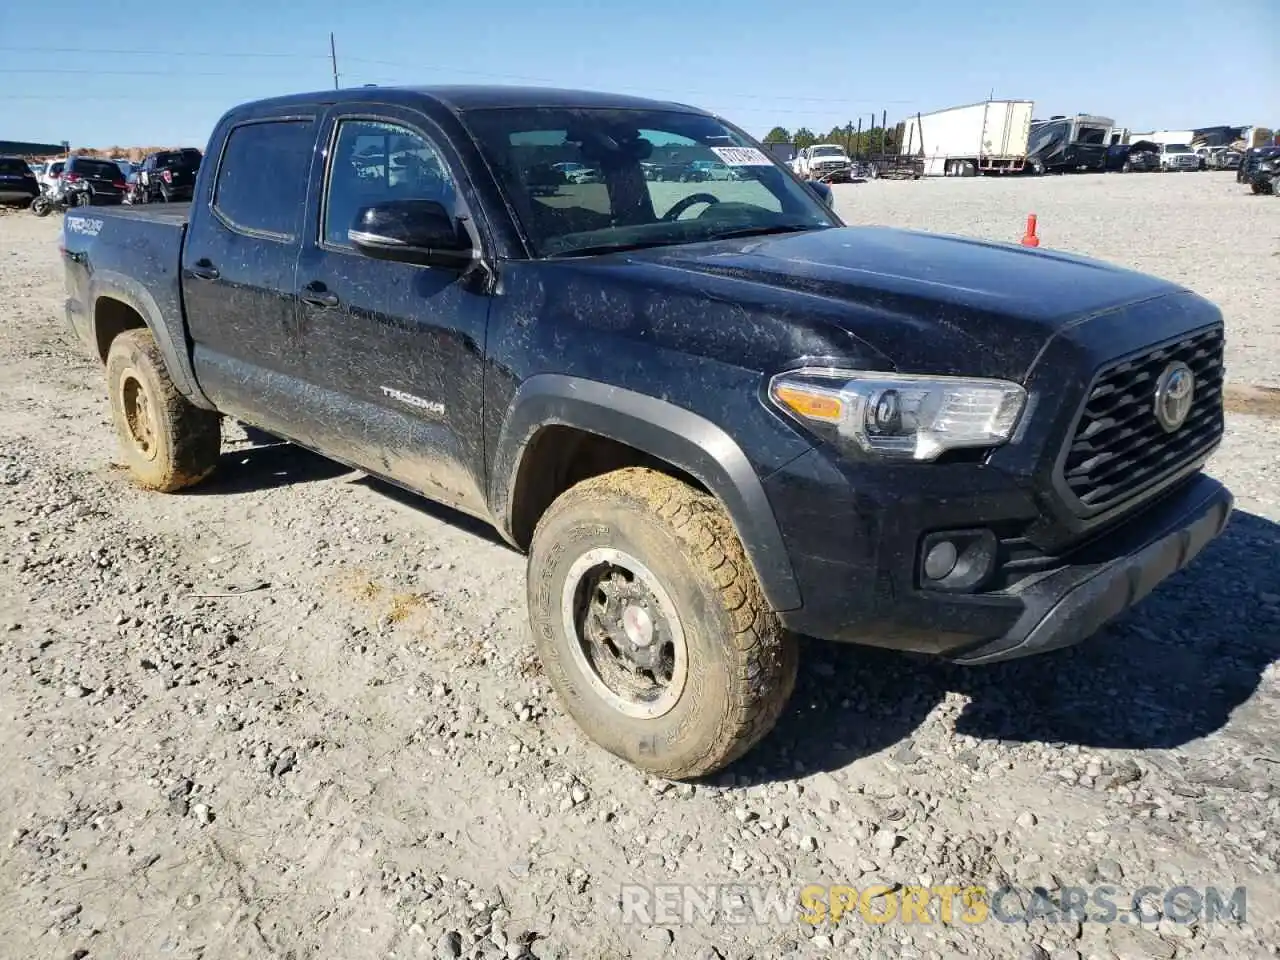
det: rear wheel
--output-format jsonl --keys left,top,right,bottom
{"left": 105, "top": 329, "right": 222, "bottom": 491}
{"left": 30, "top": 196, "right": 51, "bottom": 217}
{"left": 159, "top": 182, "right": 173, "bottom": 203}
{"left": 528, "top": 467, "right": 798, "bottom": 779}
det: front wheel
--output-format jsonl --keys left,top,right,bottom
{"left": 528, "top": 467, "right": 798, "bottom": 779}
{"left": 30, "top": 196, "right": 51, "bottom": 217}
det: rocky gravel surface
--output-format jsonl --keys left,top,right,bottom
{"left": 1, "top": 173, "right": 1278, "bottom": 960}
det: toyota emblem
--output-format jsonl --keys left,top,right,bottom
{"left": 1153, "top": 361, "right": 1195, "bottom": 432}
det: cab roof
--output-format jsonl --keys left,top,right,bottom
{"left": 235, "top": 84, "right": 705, "bottom": 117}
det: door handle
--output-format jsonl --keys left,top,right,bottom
{"left": 188, "top": 259, "right": 219, "bottom": 281}
{"left": 300, "top": 281, "right": 339, "bottom": 308}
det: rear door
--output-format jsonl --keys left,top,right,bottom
{"left": 291, "top": 106, "right": 493, "bottom": 515}
{"left": 182, "top": 112, "right": 322, "bottom": 441}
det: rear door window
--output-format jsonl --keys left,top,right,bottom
{"left": 212, "top": 118, "right": 317, "bottom": 239}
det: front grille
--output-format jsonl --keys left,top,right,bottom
{"left": 1059, "top": 325, "right": 1224, "bottom": 512}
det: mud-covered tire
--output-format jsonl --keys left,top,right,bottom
{"left": 527, "top": 467, "right": 798, "bottom": 779}
{"left": 105, "top": 329, "right": 221, "bottom": 492}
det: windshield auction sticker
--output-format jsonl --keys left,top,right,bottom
{"left": 710, "top": 147, "right": 774, "bottom": 166}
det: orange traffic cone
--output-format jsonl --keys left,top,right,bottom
{"left": 1021, "top": 214, "right": 1040, "bottom": 247}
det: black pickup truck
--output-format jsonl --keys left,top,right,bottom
{"left": 61, "top": 85, "right": 1233, "bottom": 779}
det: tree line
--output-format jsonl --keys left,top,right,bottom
{"left": 762, "top": 124, "right": 906, "bottom": 156}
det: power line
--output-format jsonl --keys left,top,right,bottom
{"left": 0, "top": 43, "right": 915, "bottom": 107}
{"left": 0, "top": 68, "right": 313, "bottom": 78}
{"left": 0, "top": 44, "right": 325, "bottom": 59}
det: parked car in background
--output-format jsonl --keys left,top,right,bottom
{"left": 1212, "top": 150, "right": 1242, "bottom": 171}
{"left": 683, "top": 159, "right": 735, "bottom": 181}
{"left": 792, "top": 143, "right": 853, "bottom": 179}
{"left": 38, "top": 158, "right": 67, "bottom": 194}
{"left": 1237, "top": 146, "right": 1279, "bottom": 184}
{"left": 1107, "top": 140, "right": 1159, "bottom": 172}
{"left": 1159, "top": 143, "right": 1199, "bottom": 171}
{"left": 1246, "top": 151, "right": 1279, "bottom": 195}
{"left": 550, "top": 161, "right": 598, "bottom": 184}
{"left": 0, "top": 156, "right": 41, "bottom": 206}
{"left": 60, "top": 155, "right": 128, "bottom": 205}
{"left": 137, "top": 148, "right": 202, "bottom": 202}
{"left": 1124, "top": 143, "right": 1161, "bottom": 172}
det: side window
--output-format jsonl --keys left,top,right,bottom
{"left": 323, "top": 119, "right": 457, "bottom": 249}
{"left": 213, "top": 118, "right": 317, "bottom": 239}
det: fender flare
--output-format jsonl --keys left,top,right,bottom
{"left": 89, "top": 269, "right": 214, "bottom": 409}
{"left": 491, "top": 374, "right": 801, "bottom": 612}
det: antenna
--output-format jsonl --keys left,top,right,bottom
{"left": 330, "top": 32, "right": 340, "bottom": 90}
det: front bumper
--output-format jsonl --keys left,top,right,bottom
{"left": 949, "top": 474, "right": 1231, "bottom": 663}
{"left": 762, "top": 417, "right": 1233, "bottom": 665}
{"left": 764, "top": 452, "right": 1232, "bottom": 664}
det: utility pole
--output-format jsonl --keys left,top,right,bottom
{"left": 330, "top": 32, "right": 340, "bottom": 90}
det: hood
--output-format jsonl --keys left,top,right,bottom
{"left": 621, "top": 225, "right": 1181, "bottom": 380}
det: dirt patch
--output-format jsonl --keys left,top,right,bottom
{"left": 1224, "top": 384, "right": 1280, "bottom": 418}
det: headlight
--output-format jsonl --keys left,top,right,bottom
{"left": 768, "top": 368, "right": 1027, "bottom": 461}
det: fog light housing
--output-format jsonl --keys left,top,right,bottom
{"left": 919, "top": 529, "right": 998, "bottom": 592}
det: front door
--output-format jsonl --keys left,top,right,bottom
{"left": 182, "top": 113, "right": 321, "bottom": 441}
{"left": 292, "top": 109, "right": 493, "bottom": 517}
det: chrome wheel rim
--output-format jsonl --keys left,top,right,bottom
{"left": 560, "top": 547, "right": 688, "bottom": 720}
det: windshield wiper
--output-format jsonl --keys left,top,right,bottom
{"left": 702, "top": 223, "right": 824, "bottom": 242}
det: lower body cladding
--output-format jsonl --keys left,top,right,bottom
{"left": 763, "top": 451, "right": 1233, "bottom": 665}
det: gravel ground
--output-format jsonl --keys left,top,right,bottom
{"left": 0, "top": 171, "right": 1277, "bottom": 960}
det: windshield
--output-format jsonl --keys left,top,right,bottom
{"left": 462, "top": 106, "right": 834, "bottom": 257}
{"left": 1166, "top": 144, "right": 1190, "bottom": 153}
{"left": 811, "top": 146, "right": 845, "bottom": 157}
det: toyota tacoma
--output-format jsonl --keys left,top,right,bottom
{"left": 60, "top": 85, "right": 1233, "bottom": 779}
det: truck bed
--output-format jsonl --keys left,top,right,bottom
{"left": 61, "top": 202, "right": 196, "bottom": 395}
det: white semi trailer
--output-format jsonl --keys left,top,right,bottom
{"left": 898, "top": 99, "right": 1035, "bottom": 177}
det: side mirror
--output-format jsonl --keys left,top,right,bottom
{"left": 807, "top": 180, "right": 833, "bottom": 208}
{"left": 349, "top": 198, "right": 474, "bottom": 269}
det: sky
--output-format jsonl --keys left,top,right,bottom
{"left": 2, "top": 0, "right": 1277, "bottom": 150}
